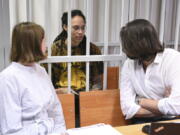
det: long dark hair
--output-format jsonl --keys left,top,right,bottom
{"left": 120, "top": 19, "right": 164, "bottom": 61}
{"left": 54, "top": 9, "right": 86, "bottom": 43}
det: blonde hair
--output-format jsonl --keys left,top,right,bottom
{"left": 10, "top": 22, "right": 46, "bottom": 63}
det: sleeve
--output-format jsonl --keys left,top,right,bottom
{"left": 158, "top": 56, "right": 180, "bottom": 115}
{"left": 46, "top": 74, "right": 66, "bottom": 134}
{"left": 90, "top": 43, "right": 104, "bottom": 89}
{"left": 90, "top": 43, "right": 102, "bottom": 55}
{"left": 0, "top": 76, "right": 39, "bottom": 135}
{"left": 90, "top": 43, "right": 103, "bottom": 74}
{"left": 51, "top": 42, "right": 59, "bottom": 56}
{"left": 120, "top": 60, "right": 141, "bottom": 119}
{"left": 51, "top": 43, "right": 62, "bottom": 88}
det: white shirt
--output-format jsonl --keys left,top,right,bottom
{"left": 0, "top": 62, "right": 66, "bottom": 135}
{"left": 120, "top": 48, "right": 180, "bottom": 119}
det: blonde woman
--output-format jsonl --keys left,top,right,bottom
{"left": 0, "top": 22, "right": 67, "bottom": 135}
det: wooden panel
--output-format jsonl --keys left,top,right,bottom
{"left": 79, "top": 89, "right": 130, "bottom": 127}
{"left": 107, "top": 67, "right": 120, "bottom": 89}
{"left": 57, "top": 93, "right": 75, "bottom": 129}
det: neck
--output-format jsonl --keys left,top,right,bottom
{"left": 19, "top": 62, "right": 35, "bottom": 66}
{"left": 65, "top": 39, "right": 80, "bottom": 47}
{"left": 142, "top": 56, "right": 155, "bottom": 72}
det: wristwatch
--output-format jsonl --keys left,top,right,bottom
{"left": 135, "top": 97, "right": 141, "bottom": 105}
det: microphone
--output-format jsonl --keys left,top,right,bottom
{"left": 142, "top": 124, "right": 151, "bottom": 134}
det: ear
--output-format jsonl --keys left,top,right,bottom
{"left": 63, "top": 24, "right": 68, "bottom": 31}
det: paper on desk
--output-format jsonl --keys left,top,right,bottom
{"left": 67, "top": 123, "right": 123, "bottom": 135}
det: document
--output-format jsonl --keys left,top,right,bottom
{"left": 67, "top": 123, "right": 123, "bottom": 135}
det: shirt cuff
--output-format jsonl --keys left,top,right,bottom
{"left": 158, "top": 98, "right": 167, "bottom": 115}
{"left": 49, "top": 133, "right": 59, "bottom": 135}
{"left": 125, "top": 104, "right": 141, "bottom": 119}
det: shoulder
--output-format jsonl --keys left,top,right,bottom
{"left": 163, "top": 48, "right": 180, "bottom": 56}
{"left": 90, "top": 42, "right": 101, "bottom": 54}
{"left": 35, "top": 63, "right": 48, "bottom": 76}
{"left": 0, "top": 64, "right": 24, "bottom": 100}
{"left": 51, "top": 39, "right": 66, "bottom": 56}
{"left": 160, "top": 48, "right": 180, "bottom": 62}
{"left": 0, "top": 63, "right": 17, "bottom": 79}
{"left": 157, "top": 48, "right": 180, "bottom": 71}
{"left": 51, "top": 40, "right": 63, "bottom": 49}
{"left": 0, "top": 64, "right": 19, "bottom": 91}
{"left": 121, "top": 58, "right": 139, "bottom": 75}
{"left": 90, "top": 42, "right": 99, "bottom": 49}
{"left": 122, "top": 59, "right": 135, "bottom": 69}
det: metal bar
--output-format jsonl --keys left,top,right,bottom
{"left": 40, "top": 55, "right": 124, "bottom": 63}
{"left": 120, "top": 0, "right": 125, "bottom": 55}
{"left": 45, "top": 0, "right": 52, "bottom": 77}
{"left": 142, "top": 0, "right": 151, "bottom": 20}
{"left": 147, "top": 0, "right": 151, "bottom": 20}
{"left": 26, "top": 0, "right": 32, "bottom": 21}
{"left": 2, "top": 0, "right": 10, "bottom": 67}
{"left": 120, "top": 0, "right": 125, "bottom": 27}
{"left": 93, "top": 42, "right": 120, "bottom": 46}
{"left": 159, "top": 0, "right": 166, "bottom": 43}
{"left": 103, "top": 0, "right": 110, "bottom": 90}
{"left": 128, "top": 0, "right": 135, "bottom": 21}
{"left": 0, "top": 0, "right": 4, "bottom": 70}
{"left": 174, "top": 0, "right": 180, "bottom": 50}
{"left": 67, "top": 0, "right": 72, "bottom": 93}
{"left": 85, "top": 0, "right": 90, "bottom": 91}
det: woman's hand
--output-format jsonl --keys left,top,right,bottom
{"left": 60, "top": 133, "right": 69, "bottom": 135}
{"left": 56, "top": 88, "right": 68, "bottom": 94}
{"left": 49, "top": 132, "right": 69, "bottom": 135}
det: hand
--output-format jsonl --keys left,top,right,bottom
{"left": 60, "top": 133, "right": 69, "bottom": 135}
{"left": 135, "top": 96, "right": 143, "bottom": 105}
{"left": 49, "top": 133, "right": 69, "bottom": 135}
{"left": 56, "top": 88, "right": 68, "bottom": 94}
{"left": 164, "top": 87, "right": 171, "bottom": 97}
{"left": 138, "top": 98, "right": 161, "bottom": 114}
{"left": 138, "top": 98, "right": 144, "bottom": 106}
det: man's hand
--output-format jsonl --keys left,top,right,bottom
{"left": 164, "top": 87, "right": 171, "bottom": 97}
{"left": 139, "top": 98, "right": 162, "bottom": 114}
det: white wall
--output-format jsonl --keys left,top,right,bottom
{"left": 0, "top": 0, "right": 10, "bottom": 71}
{"left": 0, "top": 0, "right": 180, "bottom": 71}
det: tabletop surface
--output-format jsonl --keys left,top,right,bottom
{"left": 115, "top": 119, "right": 180, "bottom": 135}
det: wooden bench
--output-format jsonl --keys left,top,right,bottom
{"left": 57, "top": 93, "right": 75, "bottom": 129}
{"left": 79, "top": 89, "right": 130, "bottom": 127}
{"left": 56, "top": 66, "right": 122, "bottom": 128}
{"left": 107, "top": 66, "right": 120, "bottom": 89}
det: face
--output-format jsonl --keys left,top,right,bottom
{"left": 41, "top": 38, "right": 46, "bottom": 54}
{"left": 65, "top": 15, "right": 86, "bottom": 47}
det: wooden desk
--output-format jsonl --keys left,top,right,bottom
{"left": 115, "top": 123, "right": 147, "bottom": 135}
{"left": 115, "top": 119, "right": 180, "bottom": 135}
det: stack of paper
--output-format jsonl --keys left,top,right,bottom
{"left": 67, "top": 123, "right": 123, "bottom": 135}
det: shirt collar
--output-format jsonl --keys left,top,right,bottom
{"left": 153, "top": 52, "right": 163, "bottom": 64}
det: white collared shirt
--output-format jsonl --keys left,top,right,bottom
{"left": 0, "top": 62, "right": 66, "bottom": 135}
{"left": 120, "top": 48, "right": 180, "bottom": 119}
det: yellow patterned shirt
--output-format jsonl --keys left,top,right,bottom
{"left": 51, "top": 39, "right": 103, "bottom": 91}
